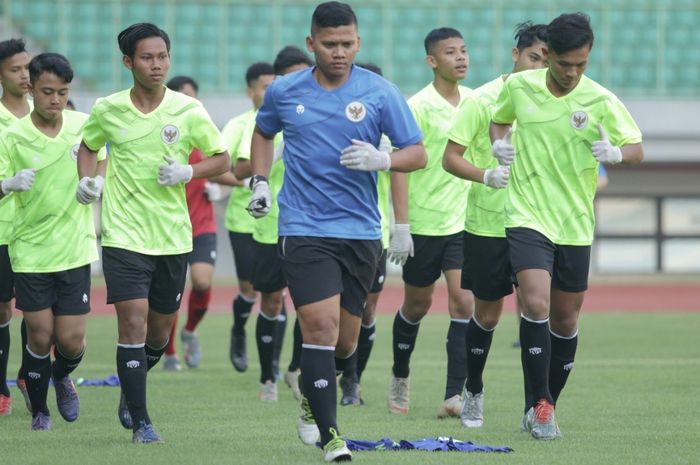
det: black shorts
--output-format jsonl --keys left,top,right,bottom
{"left": 370, "top": 249, "right": 388, "bottom": 294}
{"left": 278, "top": 236, "right": 381, "bottom": 317}
{"left": 461, "top": 232, "right": 514, "bottom": 301}
{"left": 14, "top": 265, "right": 91, "bottom": 315}
{"left": 102, "top": 247, "right": 188, "bottom": 314}
{"left": 252, "top": 241, "right": 286, "bottom": 293}
{"left": 506, "top": 227, "right": 591, "bottom": 293}
{"left": 228, "top": 231, "right": 255, "bottom": 283}
{"left": 188, "top": 233, "right": 217, "bottom": 265}
{"left": 402, "top": 232, "right": 464, "bottom": 287}
{"left": 0, "top": 245, "right": 13, "bottom": 302}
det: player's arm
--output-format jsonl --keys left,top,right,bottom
{"left": 386, "top": 171, "right": 413, "bottom": 265}
{"left": 620, "top": 143, "right": 643, "bottom": 164}
{"left": 209, "top": 170, "right": 245, "bottom": 187}
{"left": 246, "top": 125, "right": 275, "bottom": 218}
{"left": 388, "top": 142, "right": 427, "bottom": 172}
{"left": 190, "top": 151, "right": 231, "bottom": 179}
{"left": 592, "top": 124, "right": 644, "bottom": 165}
{"left": 77, "top": 140, "right": 98, "bottom": 178}
{"left": 75, "top": 140, "right": 106, "bottom": 205}
{"left": 443, "top": 140, "right": 509, "bottom": 189}
{"left": 0, "top": 145, "right": 34, "bottom": 200}
{"left": 233, "top": 159, "right": 252, "bottom": 180}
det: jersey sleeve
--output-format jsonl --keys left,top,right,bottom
{"left": 380, "top": 84, "right": 423, "bottom": 149}
{"left": 446, "top": 97, "right": 485, "bottom": 149}
{"left": 221, "top": 117, "right": 245, "bottom": 164}
{"left": 255, "top": 80, "right": 282, "bottom": 136}
{"left": 96, "top": 145, "right": 108, "bottom": 162}
{"left": 0, "top": 137, "right": 12, "bottom": 180}
{"left": 492, "top": 81, "right": 516, "bottom": 125}
{"left": 602, "top": 96, "right": 643, "bottom": 147}
{"left": 236, "top": 116, "right": 256, "bottom": 162}
{"left": 82, "top": 102, "right": 108, "bottom": 152}
{"left": 187, "top": 105, "right": 227, "bottom": 157}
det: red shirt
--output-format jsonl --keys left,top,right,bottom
{"left": 186, "top": 149, "right": 217, "bottom": 237}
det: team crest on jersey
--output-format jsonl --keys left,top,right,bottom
{"left": 296, "top": 104, "right": 305, "bottom": 115}
{"left": 161, "top": 125, "right": 180, "bottom": 145}
{"left": 345, "top": 101, "right": 366, "bottom": 122}
{"left": 71, "top": 144, "right": 79, "bottom": 161}
{"left": 570, "top": 111, "right": 588, "bottom": 130}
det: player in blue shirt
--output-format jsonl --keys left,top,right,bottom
{"left": 249, "top": 2, "right": 426, "bottom": 461}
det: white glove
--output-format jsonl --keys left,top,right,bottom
{"left": 204, "top": 181, "right": 223, "bottom": 202}
{"left": 340, "top": 139, "right": 391, "bottom": 171}
{"left": 491, "top": 127, "right": 515, "bottom": 166}
{"left": 483, "top": 165, "right": 510, "bottom": 189}
{"left": 378, "top": 137, "right": 393, "bottom": 155}
{"left": 247, "top": 176, "right": 272, "bottom": 218}
{"left": 1, "top": 169, "right": 35, "bottom": 194}
{"left": 76, "top": 175, "right": 104, "bottom": 204}
{"left": 592, "top": 124, "right": 622, "bottom": 164}
{"left": 158, "top": 156, "right": 193, "bottom": 186}
{"left": 387, "top": 223, "right": 414, "bottom": 266}
{"left": 273, "top": 140, "right": 285, "bottom": 163}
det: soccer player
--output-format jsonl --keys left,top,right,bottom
{"left": 249, "top": 2, "right": 426, "bottom": 460}
{"left": 0, "top": 52, "right": 104, "bottom": 430}
{"left": 489, "top": 13, "right": 643, "bottom": 439}
{"left": 388, "top": 27, "right": 474, "bottom": 418}
{"left": 0, "top": 37, "right": 31, "bottom": 416}
{"left": 223, "top": 62, "right": 275, "bottom": 373}
{"left": 233, "top": 45, "right": 313, "bottom": 402}
{"left": 442, "top": 21, "right": 548, "bottom": 428}
{"left": 76, "top": 23, "right": 230, "bottom": 443}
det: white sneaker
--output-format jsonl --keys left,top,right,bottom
{"left": 323, "top": 428, "right": 352, "bottom": 462}
{"left": 460, "top": 390, "right": 484, "bottom": 427}
{"left": 162, "top": 355, "right": 182, "bottom": 372}
{"left": 297, "top": 396, "right": 320, "bottom": 445}
{"left": 284, "top": 370, "right": 302, "bottom": 401}
{"left": 387, "top": 376, "right": 410, "bottom": 414}
{"left": 258, "top": 381, "right": 278, "bottom": 402}
{"left": 437, "top": 393, "right": 463, "bottom": 419}
{"left": 181, "top": 329, "right": 201, "bottom": 368}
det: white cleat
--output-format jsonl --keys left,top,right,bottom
{"left": 297, "top": 396, "right": 320, "bottom": 445}
{"left": 460, "top": 390, "right": 484, "bottom": 427}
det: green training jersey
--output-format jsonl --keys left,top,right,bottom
{"left": 0, "top": 100, "right": 32, "bottom": 245}
{"left": 222, "top": 109, "right": 256, "bottom": 234}
{"left": 493, "top": 69, "right": 642, "bottom": 245}
{"left": 377, "top": 169, "right": 391, "bottom": 249}
{"left": 82, "top": 87, "right": 226, "bottom": 255}
{"left": 407, "top": 83, "right": 471, "bottom": 236}
{"left": 0, "top": 111, "right": 106, "bottom": 272}
{"left": 448, "top": 76, "right": 507, "bottom": 238}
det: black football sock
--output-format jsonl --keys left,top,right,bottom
{"left": 445, "top": 318, "right": 469, "bottom": 399}
{"left": 549, "top": 329, "right": 578, "bottom": 405}
{"left": 287, "top": 318, "right": 302, "bottom": 372}
{"left": 232, "top": 294, "right": 254, "bottom": 336}
{"left": 145, "top": 341, "right": 167, "bottom": 371}
{"left": 117, "top": 345, "right": 150, "bottom": 428}
{"left": 25, "top": 347, "right": 51, "bottom": 416}
{"left": 465, "top": 317, "right": 494, "bottom": 395}
{"left": 356, "top": 321, "right": 376, "bottom": 382}
{"left": 52, "top": 346, "right": 85, "bottom": 380}
{"left": 301, "top": 345, "right": 338, "bottom": 446}
{"left": 17, "top": 318, "right": 28, "bottom": 379}
{"left": 256, "top": 312, "right": 277, "bottom": 383}
{"left": 391, "top": 309, "right": 420, "bottom": 378}
{"left": 272, "top": 301, "right": 287, "bottom": 375}
{"left": 520, "top": 316, "right": 554, "bottom": 408}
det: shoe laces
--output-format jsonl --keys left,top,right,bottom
{"left": 324, "top": 428, "right": 345, "bottom": 451}
{"left": 463, "top": 393, "right": 481, "bottom": 417}
{"left": 390, "top": 378, "right": 409, "bottom": 403}
{"left": 300, "top": 396, "right": 315, "bottom": 423}
{"left": 534, "top": 399, "right": 554, "bottom": 424}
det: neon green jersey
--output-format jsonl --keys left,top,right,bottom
{"left": 493, "top": 69, "right": 642, "bottom": 245}
{"left": 447, "top": 76, "right": 507, "bottom": 237}
{"left": 0, "top": 111, "right": 106, "bottom": 272}
{"left": 222, "top": 109, "right": 256, "bottom": 234}
{"left": 82, "top": 87, "right": 226, "bottom": 255}
{"left": 407, "top": 83, "right": 471, "bottom": 236}
{"left": 377, "top": 170, "right": 391, "bottom": 248}
{"left": 0, "top": 100, "right": 32, "bottom": 245}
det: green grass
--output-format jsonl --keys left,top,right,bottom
{"left": 4, "top": 311, "right": 700, "bottom": 465}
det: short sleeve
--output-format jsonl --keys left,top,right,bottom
{"left": 188, "top": 104, "right": 227, "bottom": 157}
{"left": 380, "top": 84, "right": 423, "bottom": 149}
{"left": 255, "top": 80, "right": 282, "bottom": 136}
{"left": 492, "top": 82, "right": 516, "bottom": 125}
{"left": 0, "top": 137, "right": 11, "bottom": 180}
{"left": 603, "top": 96, "right": 642, "bottom": 147}
{"left": 446, "top": 97, "right": 486, "bottom": 149}
{"left": 82, "top": 104, "right": 107, "bottom": 151}
{"left": 236, "top": 116, "right": 256, "bottom": 162}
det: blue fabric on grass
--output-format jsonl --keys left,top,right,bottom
{"left": 321, "top": 437, "right": 512, "bottom": 453}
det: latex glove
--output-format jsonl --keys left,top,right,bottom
{"left": 591, "top": 124, "right": 622, "bottom": 164}
{"left": 204, "top": 181, "right": 223, "bottom": 202}
{"left": 483, "top": 165, "right": 510, "bottom": 189}
{"left": 247, "top": 176, "right": 271, "bottom": 218}
{"left": 491, "top": 127, "right": 515, "bottom": 166}
{"left": 1, "top": 169, "right": 35, "bottom": 194}
{"left": 339, "top": 139, "right": 391, "bottom": 171}
{"left": 76, "top": 175, "right": 104, "bottom": 204}
{"left": 387, "top": 223, "right": 414, "bottom": 266}
{"left": 378, "top": 136, "right": 393, "bottom": 155}
{"left": 158, "top": 156, "right": 193, "bottom": 186}
{"left": 273, "top": 140, "right": 285, "bottom": 163}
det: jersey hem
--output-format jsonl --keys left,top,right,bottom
{"left": 100, "top": 242, "right": 193, "bottom": 256}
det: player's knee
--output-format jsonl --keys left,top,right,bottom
{"left": 239, "top": 281, "right": 256, "bottom": 299}
{"left": 474, "top": 312, "right": 499, "bottom": 330}
{"left": 191, "top": 275, "right": 211, "bottom": 291}
{"left": 520, "top": 294, "right": 549, "bottom": 319}
{"left": 28, "top": 328, "right": 53, "bottom": 354}
{"left": 56, "top": 333, "right": 86, "bottom": 357}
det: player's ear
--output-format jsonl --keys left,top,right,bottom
{"left": 305, "top": 36, "right": 314, "bottom": 54}
{"left": 425, "top": 54, "right": 437, "bottom": 70}
{"left": 511, "top": 47, "right": 519, "bottom": 64}
{"left": 122, "top": 55, "right": 133, "bottom": 71}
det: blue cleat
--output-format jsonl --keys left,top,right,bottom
{"left": 31, "top": 411, "right": 52, "bottom": 431}
{"left": 53, "top": 376, "right": 80, "bottom": 422}
{"left": 118, "top": 391, "right": 133, "bottom": 429}
{"left": 132, "top": 420, "right": 164, "bottom": 444}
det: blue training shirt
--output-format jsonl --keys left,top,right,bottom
{"left": 256, "top": 65, "right": 422, "bottom": 240}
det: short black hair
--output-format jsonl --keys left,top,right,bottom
{"left": 514, "top": 21, "right": 548, "bottom": 51}
{"left": 166, "top": 75, "right": 198, "bottom": 93}
{"left": 311, "top": 1, "right": 357, "bottom": 35}
{"left": 118, "top": 23, "right": 170, "bottom": 59}
{"left": 28, "top": 53, "right": 73, "bottom": 84}
{"left": 357, "top": 62, "right": 383, "bottom": 76}
{"left": 273, "top": 47, "right": 313, "bottom": 75}
{"left": 0, "top": 38, "right": 27, "bottom": 64}
{"left": 424, "top": 27, "right": 463, "bottom": 54}
{"left": 547, "top": 13, "right": 594, "bottom": 54}
{"left": 245, "top": 62, "right": 275, "bottom": 85}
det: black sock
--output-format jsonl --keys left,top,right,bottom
{"left": 25, "top": 347, "right": 51, "bottom": 416}
{"left": 18, "top": 318, "right": 28, "bottom": 379}
{"left": 52, "top": 346, "right": 85, "bottom": 380}
{"left": 272, "top": 302, "right": 287, "bottom": 375}
{"left": 341, "top": 351, "right": 358, "bottom": 382}
{"left": 144, "top": 342, "right": 167, "bottom": 371}
{"left": 301, "top": 345, "right": 338, "bottom": 446}
{"left": 233, "top": 294, "right": 254, "bottom": 336}
{"left": 287, "top": 318, "right": 302, "bottom": 372}
{"left": 549, "top": 330, "right": 578, "bottom": 405}
{"left": 256, "top": 313, "right": 277, "bottom": 383}
{"left": 445, "top": 319, "right": 469, "bottom": 399}
{"left": 520, "top": 317, "right": 553, "bottom": 407}
{"left": 0, "top": 322, "right": 9, "bottom": 395}
{"left": 391, "top": 310, "right": 420, "bottom": 378}
{"left": 117, "top": 345, "right": 150, "bottom": 428}
{"left": 465, "top": 317, "right": 494, "bottom": 395}
{"left": 356, "top": 322, "right": 375, "bottom": 382}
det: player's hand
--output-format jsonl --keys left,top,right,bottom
{"left": 491, "top": 127, "right": 515, "bottom": 166}
{"left": 592, "top": 124, "right": 622, "bottom": 164}
{"left": 340, "top": 139, "right": 391, "bottom": 171}
{"left": 378, "top": 136, "right": 393, "bottom": 155}
{"left": 158, "top": 156, "right": 194, "bottom": 186}
{"left": 76, "top": 175, "right": 104, "bottom": 204}
{"left": 388, "top": 223, "right": 414, "bottom": 266}
{"left": 1, "top": 169, "right": 35, "bottom": 194}
{"left": 483, "top": 165, "right": 510, "bottom": 189}
{"left": 204, "top": 182, "right": 223, "bottom": 202}
{"left": 247, "top": 175, "right": 271, "bottom": 218}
